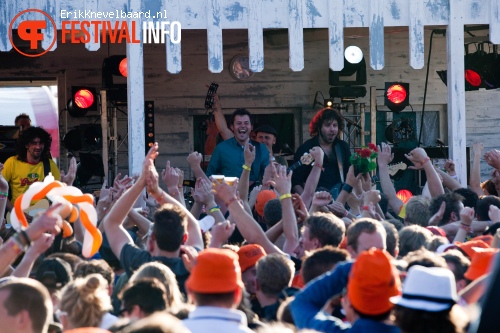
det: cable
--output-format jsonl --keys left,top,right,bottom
{"left": 418, "top": 30, "right": 436, "bottom": 147}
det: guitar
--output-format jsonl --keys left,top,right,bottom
{"left": 287, "top": 153, "right": 314, "bottom": 174}
{"left": 388, "top": 162, "right": 408, "bottom": 176}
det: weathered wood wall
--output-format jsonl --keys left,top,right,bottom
{"left": 0, "top": 28, "right": 497, "bottom": 182}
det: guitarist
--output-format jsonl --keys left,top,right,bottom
{"left": 292, "top": 108, "right": 350, "bottom": 195}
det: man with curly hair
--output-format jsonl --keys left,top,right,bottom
{"left": 292, "top": 108, "right": 350, "bottom": 194}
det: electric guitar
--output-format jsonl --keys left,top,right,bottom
{"left": 388, "top": 162, "right": 408, "bottom": 176}
{"left": 287, "top": 153, "right": 315, "bottom": 174}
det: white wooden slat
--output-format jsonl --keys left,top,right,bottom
{"left": 248, "top": 0, "right": 264, "bottom": 72}
{"left": 207, "top": 0, "right": 223, "bottom": 73}
{"left": 85, "top": 0, "right": 100, "bottom": 51}
{"left": 369, "top": 0, "right": 384, "bottom": 70}
{"left": 408, "top": 0, "right": 424, "bottom": 69}
{"left": 447, "top": 0, "right": 467, "bottom": 186}
{"left": 328, "top": 0, "right": 344, "bottom": 71}
{"left": 490, "top": 0, "right": 500, "bottom": 43}
{"left": 165, "top": 0, "right": 182, "bottom": 74}
{"left": 288, "top": 0, "right": 304, "bottom": 71}
{"left": 127, "top": 0, "right": 146, "bottom": 176}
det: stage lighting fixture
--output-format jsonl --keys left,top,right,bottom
{"left": 102, "top": 55, "right": 127, "bottom": 104}
{"left": 324, "top": 99, "right": 333, "bottom": 108}
{"left": 145, "top": 101, "right": 155, "bottom": 155}
{"left": 67, "top": 86, "right": 98, "bottom": 117}
{"left": 344, "top": 46, "right": 363, "bottom": 64}
{"left": 396, "top": 189, "right": 413, "bottom": 204}
{"left": 384, "top": 82, "right": 409, "bottom": 113}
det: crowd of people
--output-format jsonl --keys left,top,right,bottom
{"left": 0, "top": 105, "right": 499, "bottom": 333}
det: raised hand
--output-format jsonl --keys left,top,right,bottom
{"left": 459, "top": 207, "right": 474, "bottom": 226}
{"left": 210, "top": 221, "right": 236, "bottom": 248}
{"left": 309, "top": 146, "right": 324, "bottom": 166}
{"left": 405, "top": 147, "right": 430, "bottom": 170}
{"left": 161, "top": 161, "right": 180, "bottom": 189}
{"left": 312, "top": 191, "right": 333, "bottom": 208}
{"left": 143, "top": 143, "right": 160, "bottom": 196}
{"left": 428, "top": 201, "right": 446, "bottom": 226}
{"left": 270, "top": 165, "right": 291, "bottom": 196}
{"left": 25, "top": 203, "right": 64, "bottom": 240}
{"left": 484, "top": 149, "right": 500, "bottom": 170}
{"left": 187, "top": 151, "right": 203, "bottom": 168}
{"left": 211, "top": 177, "right": 238, "bottom": 204}
{"left": 377, "top": 142, "right": 394, "bottom": 167}
{"left": 488, "top": 205, "right": 500, "bottom": 223}
{"left": 443, "top": 159, "right": 456, "bottom": 176}
{"left": 292, "top": 193, "right": 309, "bottom": 224}
{"left": 326, "top": 201, "right": 348, "bottom": 218}
{"left": 193, "top": 177, "right": 214, "bottom": 205}
{"left": 244, "top": 141, "right": 256, "bottom": 167}
{"left": 60, "top": 157, "right": 77, "bottom": 185}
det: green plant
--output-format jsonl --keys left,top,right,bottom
{"left": 350, "top": 143, "right": 378, "bottom": 175}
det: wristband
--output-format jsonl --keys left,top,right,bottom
{"left": 13, "top": 233, "right": 29, "bottom": 251}
{"left": 225, "top": 197, "right": 239, "bottom": 207}
{"left": 342, "top": 183, "right": 353, "bottom": 194}
{"left": 450, "top": 175, "right": 458, "bottom": 179}
{"left": 313, "top": 163, "right": 325, "bottom": 171}
{"left": 7, "top": 238, "right": 23, "bottom": 255}
{"left": 0, "top": 191, "right": 7, "bottom": 198}
{"left": 20, "top": 230, "right": 31, "bottom": 246}
{"left": 422, "top": 157, "right": 430, "bottom": 165}
{"left": 362, "top": 205, "right": 370, "bottom": 211}
{"left": 279, "top": 193, "right": 292, "bottom": 201}
{"left": 460, "top": 223, "right": 472, "bottom": 233}
{"left": 169, "top": 190, "right": 180, "bottom": 197}
{"left": 242, "top": 164, "right": 251, "bottom": 171}
{"left": 151, "top": 190, "right": 164, "bottom": 201}
{"left": 208, "top": 206, "right": 221, "bottom": 213}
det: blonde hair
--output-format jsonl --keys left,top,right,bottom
{"left": 129, "top": 261, "right": 184, "bottom": 310}
{"left": 59, "top": 273, "right": 112, "bottom": 328}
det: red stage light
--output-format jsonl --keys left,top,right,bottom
{"left": 119, "top": 57, "right": 127, "bottom": 77}
{"left": 384, "top": 82, "right": 410, "bottom": 113}
{"left": 387, "top": 84, "right": 407, "bottom": 104}
{"left": 396, "top": 189, "right": 413, "bottom": 204}
{"left": 465, "top": 69, "right": 481, "bottom": 87}
{"left": 74, "top": 89, "right": 95, "bottom": 109}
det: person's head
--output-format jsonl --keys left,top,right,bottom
{"left": 404, "top": 195, "right": 431, "bottom": 226}
{"left": 481, "top": 179, "right": 498, "bottom": 196}
{"left": 453, "top": 188, "right": 479, "bottom": 209}
{"left": 255, "top": 190, "right": 277, "bottom": 218}
{"left": 186, "top": 248, "right": 244, "bottom": 309}
{"left": 0, "top": 278, "right": 52, "bottom": 333}
{"left": 255, "top": 254, "right": 295, "bottom": 299}
{"left": 74, "top": 259, "right": 115, "bottom": 292}
{"left": 129, "top": 262, "right": 184, "bottom": 310}
{"left": 429, "top": 193, "right": 464, "bottom": 225}
{"left": 441, "top": 249, "right": 471, "bottom": 292}
{"left": 391, "top": 266, "right": 466, "bottom": 333}
{"left": 475, "top": 195, "right": 500, "bottom": 221}
{"left": 255, "top": 124, "right": 277, "bottom": 153}
{"left": 16, "top": 126, "right": 52, "bottom": 162}
{"left": 46, "top": 252, "right": 83, "bottom": 273}
{"left": 237, "top": 244, "right": 266, "bottom": 294}
{"left": 398, "top": 225, "right": 433, "bottom": 257}
{"left": 403, "top": 249, "right": 448, "bottom": 270}
{"left": 35, "top": 257, "right": 73, "bottom": 294}
{"left": 263, "top": 198, "right": 282, "bottom": 228}
{"left": 343, "top": 249, "right": 401, "bottom": 323}
{"left": 295, "top": 213, "right": 345, "bottom": 259}
{"left": 119, "top": 278, "right": 167, "bottom": 320}
{"left": 425, "top": 235, "right": 450, "bottom": 252}
{"left": 230, "top": 108, "right": 252, "bottom": 144}
{"left": 15, "top": 113, "right": 32, "bottom": 132}
{"left": 381, "top": 221, "right": 399, "bottom": 258}
{"left": 301, "top": 246, "right": 350, "bottom": 284}
{"left": 117, "top": 312, "right": 190, "bottom": 333}
{"left": 464, "top": 248, "right": 499, "bottom": 282}
{"left": 59, "top": 274, "right": 112, "bottom": 330}
{"left": 345, "top": 218, "right": 386, "bottom": 258}
{"left": 151, "top": 204, "right": 188, "bottom": 253}
{"left": 308, "top": 108, "right": 344, "bottom": 145}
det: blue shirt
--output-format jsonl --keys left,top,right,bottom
{"left": 206, "top": 138, "right": 270, "bottom": 182}
{"left": 290, "top": 261, "right": 400, "bottom": 333}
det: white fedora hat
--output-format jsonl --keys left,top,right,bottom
{"left": 390, "top": 265, "right": 457, "bottom": 312}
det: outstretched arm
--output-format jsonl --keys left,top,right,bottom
{"left": 470, "top": 143, "right": 485, "bottom": 196}
{"left": 301, "top": 147, "right": 324, "bottom": 209}
{"left": 406, "top": 147, "right": 444, "bottom": 197}
{"left": 377, "top": 143, "right": 404, "bottom": 215}
{"left": 212, "top": 94, "right": 234, "bottom": 140}
{"left": 213, "top": 179, "right": 284, "bottom": 255}
{"left": 146, "top": 151, "right": 204, "bottom": 250}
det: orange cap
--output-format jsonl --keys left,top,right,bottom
{"left": 471, "top": 235, "right": 494, "bottom": 246}
{"left": 186, "top": 248, "right": 243, "bottom": 293}
{"left": 237, "top": 244, "right": 266, "bottom": 272}
{"left": 347, "top": 249, "right": 401, "bottom": 315}
{"left": 255, "top": 190, "right": 277, "bottom": 216}
{"left": 455, "top": 239, "right": 489, "bottom": 259}
{"left": 464, "top": 247, "right": 499, "bottom": 281}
